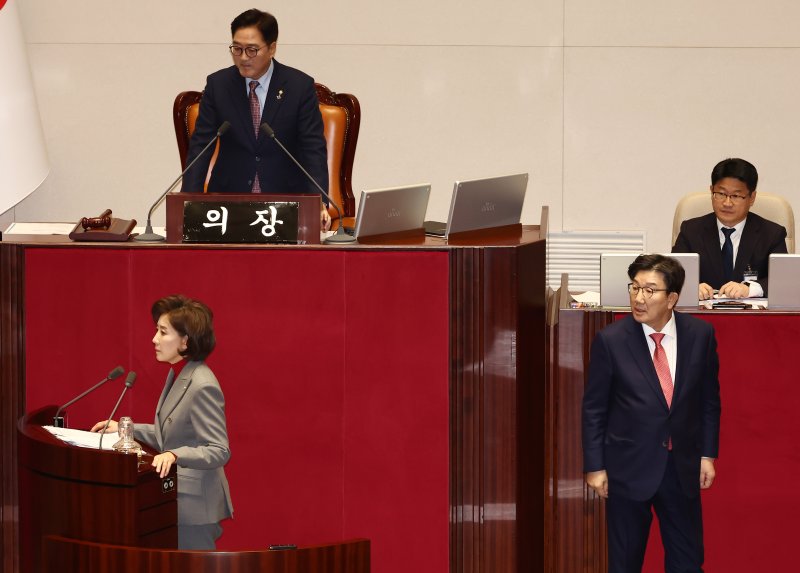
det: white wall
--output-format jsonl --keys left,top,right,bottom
{"left": 11, "top": 0, "right": 800, "bottom": 252}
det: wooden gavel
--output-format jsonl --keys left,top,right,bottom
{"left": 81, "top": 209, "right": 112, "bottom": 230}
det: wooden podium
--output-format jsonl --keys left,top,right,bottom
{"left": 17, "top": 406, "right": 178, "bottom": 573}
{"left": 1, "top": 223, "right": 546, "bottom": 573}
{"left": 43, "top": 536, "right": 369, "bottom": 573}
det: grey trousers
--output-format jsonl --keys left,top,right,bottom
{"left": 178, "top": 522, "right": 223, "bottom": 550}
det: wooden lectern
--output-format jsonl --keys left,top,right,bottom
{"left": 43, "top": 536, "right": 370, "bottom": 573}
{"left": 18, "top": 406, "right": 178, "bottom": 573}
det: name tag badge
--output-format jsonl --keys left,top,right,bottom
{"left": 743, "top": 267, "right": 758, "bottom": 282}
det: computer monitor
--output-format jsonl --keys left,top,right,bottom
{"left": 353, "top": 183, "right": 431, "bottom": 240}
{"left": 600, "top": 253, "right": 700, "bottom": 308}
{"left": 423, "top": 173, "right": 528, "bottom": 238}
{"left": 767, "top": 254, "right": 800, "bottom": 309}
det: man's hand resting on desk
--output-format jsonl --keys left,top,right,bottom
{"left": 698, "top": 282, "right": 715, "bottom": 300}
{"left": 699, "top": 281, "right": 751, "bottom": 300}
{"left": 718, "top": 281, "right": 750, "bottom": 299}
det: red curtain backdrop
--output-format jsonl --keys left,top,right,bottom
{"left": 25, "top": 247, "right": 450, "bottom": 573}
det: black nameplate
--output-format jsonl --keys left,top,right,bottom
{"left": 182, "top": 201, "right": 299, "bottom": 243}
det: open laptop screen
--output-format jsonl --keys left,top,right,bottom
{"left": 353, "top": 184, "right": 431, "bottom": 240}
{"left": 600, "top": 252, "right": 699, "bottom": 308}
{"left": 437, "top": 173, "right": 528, "bottom": 237}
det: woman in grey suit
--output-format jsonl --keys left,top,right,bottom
{"left": 92, "top": 295, "right": 233, "bottom": 550}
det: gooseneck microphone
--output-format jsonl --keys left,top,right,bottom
{"left": 53, "top": 366, "right": 125, "bottom": 427}
{"left": 98, "top": 371, "right": 137, "bottom": 450}
{"left": 260, "top": 122, "right": 356, "bottom": 244}
{"left": 135, "top": 121, "right": 231, "bottom": 243}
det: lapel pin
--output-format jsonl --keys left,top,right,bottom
{"left": 277, "top": 89, "right": 284, "bottom": 100}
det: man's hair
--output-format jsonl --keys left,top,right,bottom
{"left": 711, "top": 158, "right": 758, "bottom": 193}
{"left": 151, "top": 295, "right": 216, "bottom": 361}
{"left": 231, "top": 9, "right": 279, "bottom": 44}
{"left": 627, "top": 254, "right": 685, "bottom": 295}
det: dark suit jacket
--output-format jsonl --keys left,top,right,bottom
{"left": 672, "top": 211, "right": 787, "bottom": 294}
{"left": 582, "top": 313, "right": 720, "bottom": 501}
{"left": 181, "top": 61, "right": 328, "bottom": 199}
{"left": 135, "top": 362, "right": 234, "bottom": 525}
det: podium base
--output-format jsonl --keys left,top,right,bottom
{"left": 324, "top": 230, "right": 357, "bottom": 244}
{"left": 134, "top": 232, "right": 166, "bottom": 243}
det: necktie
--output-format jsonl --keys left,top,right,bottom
{"left": 249, "top": 80, "right": 262, "bottom": 193}
{"left": 650, "top": 333, "right": 673, "bottom": 408}
{"left": 650, "top": 333, "right": 673, "bottom": 449}
{"left": 721, "top": 227, "right": 735, "bottom": 282}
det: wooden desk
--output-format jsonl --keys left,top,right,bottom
{"left": 0, "top": 228, "right": 546, "bottom": 573}
{"left": 547, "top": 308, "right": 800, "bottom": 573}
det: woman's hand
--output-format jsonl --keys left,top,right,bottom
{"left": 153, "top": 451, "right": 177, "bottom": 478}
{"left": 90, "top": 419, "right": 118, "bottom": 433}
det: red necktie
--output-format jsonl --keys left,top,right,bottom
{"left": 650, "top": 333, "right": 673, "bottom": 407}
{"left": 249, "top": 80, "right": 262, "bottom": 193}
{"left": 650, "top": 332, "right": 674, "bottom": 451}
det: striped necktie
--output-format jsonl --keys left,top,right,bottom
{"left": 249, "top": 80, "right": 262, "bottom": 193}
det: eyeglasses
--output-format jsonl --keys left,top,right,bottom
{"left": 711, "top": 191, "right": 750, "bottom": 204}
{"left": 229, "top": 44, "right": 267, "bottom": 57}
{"left": 627, "top": 283, "right": 668, "bottom": 298}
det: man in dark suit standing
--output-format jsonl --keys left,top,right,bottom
{"left": 182, "top": 9, "right": 331, "bottom": 229}
{"left": 583, "top": 254, "right": 721, "bottom": 573}
{"left": 672, "top": 157, "right": 787, "bottom": 299}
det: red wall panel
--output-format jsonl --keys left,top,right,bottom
{"left": 25, "top": 247, "right": 449, "bottom": 573}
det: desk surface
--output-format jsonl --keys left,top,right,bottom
{"left": 0, "top": 225, "right": 543, "bottom": 250}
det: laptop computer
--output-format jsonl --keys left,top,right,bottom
{"left": 424, "top": 172, "right": 529, "bottom": 238}
{"left": 600, "top": 253, "right": 700, "bottom": 308}
{"left": 767, "top": 254, "right": 800, "bottom": 309}
{"left": 353, "top": 183, "right": 431, "bottom": 240}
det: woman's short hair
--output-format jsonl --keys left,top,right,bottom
{"left": 151, "top": 295, "right": 216, "bottom": 361}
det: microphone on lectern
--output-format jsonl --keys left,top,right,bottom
{"left": 135, "top": 121, "right": 231, "bottom": 242}
{"left": 260, "top": 122, "right": 356, "bottom": 244}
{"left": 98, "top": 371, "right": 137, "bottom": 450}
{"left": 53, "top": 365, "right": 125, "bottom": 427}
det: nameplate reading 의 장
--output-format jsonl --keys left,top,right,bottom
{"left": 182, "top": 201, "right": 300, "bottom": 244}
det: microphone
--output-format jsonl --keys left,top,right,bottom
{"left": 134, "top": 121, "right": 231, "bottom": 243}
{"left": 53, "top": 366, "right": 125, "bottom": 427}
{"left": 260, "top": 122, "right": 356, "bottom": 244}
{"left": 98, "top": 371, "right": 137, "bottom": 450}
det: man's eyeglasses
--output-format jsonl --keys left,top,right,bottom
{"left": 628, "top": 283, "right": 668, "bottom": 298}
{"left": 229, "top": 45, "right": 267, "bottom": 57}
{"left": 711, "top": 191, "right": 750, "bottom": 204}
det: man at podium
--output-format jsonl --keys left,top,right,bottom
{"left": 92, "top": 295, "right": 233, "bottom": 550}
{"left": 181, "top": 8, "right": 331, "bottom": 230}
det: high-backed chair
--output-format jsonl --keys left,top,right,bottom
{"left": 672, "top": 191, "right": 795, "bottom": 253}
{"left": 172, "top": 83, "right": 360, "bottom": 230}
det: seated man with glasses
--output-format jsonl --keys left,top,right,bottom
{"left": 182, "top": 8, "right": 331, "bottom": 230}
{"left": 672, "top": 157, "right": 787, "bottom": 299}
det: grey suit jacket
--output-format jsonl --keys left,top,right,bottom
{"left": 135, "top": 361, "right": 234, "bottom": 525}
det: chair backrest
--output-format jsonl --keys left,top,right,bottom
{"left": 172, "top": 84, "right": 360, "bottom": 221}
{"left": 672, "top": 191, "right": 795, "bottom": 253}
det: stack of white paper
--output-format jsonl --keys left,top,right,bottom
{"left": 43, "top": 425, "right": 117, "bottom": 451}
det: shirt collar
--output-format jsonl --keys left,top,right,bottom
{"left": 245, "top": 60, "right": 274, "bottom": 91}
{"left": 641, "top": 311, "right": 676, "bottom": 339}
{"left": 716, "top": 214, "right": 747, "bottom": 235}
